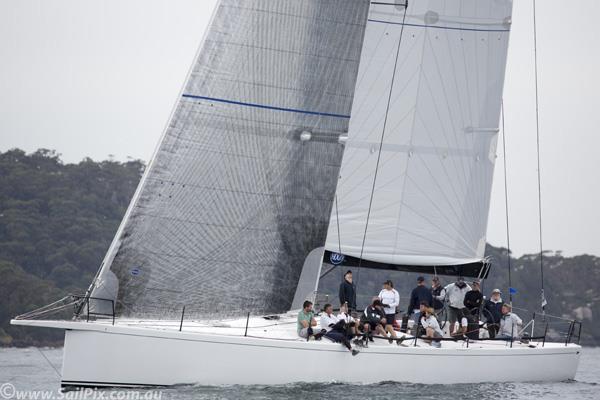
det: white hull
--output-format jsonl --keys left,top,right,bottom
{"left": 13, "top": 319, "right": 581, "bottom": 387}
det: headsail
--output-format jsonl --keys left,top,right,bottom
{"left": 90, "top": 0, "right": 370, "bottom": 318}
{"left": 325, "top": 0, "right": 513, "bottom": 276}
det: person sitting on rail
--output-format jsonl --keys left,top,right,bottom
{"left": 338, "top": 302, "right": 359, "bottom": 338}
{"left": 420, "top": 307, "right": 444, "bottom": 348}
{"left": 497, "top": 303, "right": 523, "bottom": 340}
{"left": 379, "top": 280, "right": 400, "bottom": 334}
{"left": 360, "top": 298, "right": 388, "bottom": 342}
{"left": 297, "top": 300, "right": 320, "bottom": 340}
{"left": 321, "top": 303, "right": 358, "bottom": 355}
{"left": 412, "top": 301, "right": 429, "bottom": 336}
{"left": 320, "top": 303, "right": 340, "bottom": 333}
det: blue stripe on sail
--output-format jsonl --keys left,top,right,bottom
{"left": 181, "top": 94, "right": 351, "bottom": 119}
{"left": 367, "top": 19, "right": 510, "bottom": 33}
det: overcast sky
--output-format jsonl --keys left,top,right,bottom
{"left": 1, "top": 0, "right": 599, "bottom": 258}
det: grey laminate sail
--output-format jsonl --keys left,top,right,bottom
{"left": 89, "top": 0, "right": 370, "bottom": 319}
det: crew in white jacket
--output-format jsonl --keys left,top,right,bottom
{"left": 498, "top": 303, "right": 523, "bottom": 339}
{"left": 319, "top": 304, "right": 358, "bottom": 355}
{"left": 379, "top": 280, "right": 400, "bottom": 327}
{"left": 421, "top": 307, "right": 444, "bottom": 347}
{"left": 320, "top": 306, "right": 339, "bottom": 332}
{"left": 444, "top": 278, "right": 472, "bottom": 335}
{"left": 338, "top": 303, "right": 360, "bottom": 338}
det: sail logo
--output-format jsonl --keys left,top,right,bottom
{"left": 330, "top": 252, "right": 345, "bottom": 265}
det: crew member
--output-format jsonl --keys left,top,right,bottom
{"left": 445, "top": 277, "right": 471, "bottom": 335}
{"left": 407, "top": 276, "right": 433, "bottom": 332}
{"left": 463, "top": 280, "right": 483, "bottom": 339}
{"left": 339, "top": 270, "right": 357, "bottom": 311}
{"left": 483, "top": 289, "right": 503, "bottom": 338}
{"left": 297, "top": 300, "right": 318, "bottom": 339}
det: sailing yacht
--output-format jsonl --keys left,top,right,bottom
{"left": 12, "top": 0, "right": 581, "bottom": 387}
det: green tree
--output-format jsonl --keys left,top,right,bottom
{"left": 0, "top": 149, "right": 144, "bottom": 346}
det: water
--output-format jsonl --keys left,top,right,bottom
{"left": 1, "top": 347, "right": 598, "bottom": 400}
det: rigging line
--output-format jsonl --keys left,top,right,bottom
{"left": 320, "top": 265, "right": 339, "bottom": 280}
{"left": 335, "top": 195, "right": 342, "bottom": 255}
{"left": 36, "top": 347, "right": 61, "bottom": 378}
{"left": 355, "top": 1, "right": 409, "bottom": 297}
{"left": 335, "top": 194, "right": 342, "bottom": 254}
{"left": 533, "top": 0, "right": 546, "bottom": 313}
{"left": 501, "top": 100, "right": 513, "bottom": 305}
{"left": 334, "top": 194, "right": 343, "bottom": 280}
{"left": 351, "top": 32, "right": 421, "bottom": 125}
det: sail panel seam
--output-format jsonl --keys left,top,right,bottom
{"left": 368, "top": 19, "right": 510, "bottom": 32}
{"left": 181, "top": 94, "right": 351, "bottom": 119}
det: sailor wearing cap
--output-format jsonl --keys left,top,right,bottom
{"left": 339, "top": 270, "right": 357, "bottom": 311}
{"left": 463, "top": 280, "right": 484, "bottom": 339}
{"left": 497, "top": 303, "right": 523, "bottom": 339}
{"left": 444, "top": 277, "right": 472, "bottom": 336}
{"left": 430, "top": 276, "right": 446, "bottom": 314}
{"left": 484, "top": 289, "right": 503, "bottom": 338}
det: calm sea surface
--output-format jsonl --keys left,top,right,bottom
{"left": 0, "top": 347, "right": 598, "bottom": 400}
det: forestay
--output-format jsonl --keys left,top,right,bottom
{"left": 89, "top": 0, "right": 370, "bottom": 319}
{"left": 325, "top": 0, "right": 513, "bottom": 271}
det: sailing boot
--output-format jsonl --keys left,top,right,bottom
{"left": 306, "top": 327, "right": 313, "bottom": 342}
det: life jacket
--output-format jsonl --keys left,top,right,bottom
{"left": 431, "top": 285, "right": 444, "bottom": 309}
{"left": 362, "top": 306, "right": 383, "bottom": 325}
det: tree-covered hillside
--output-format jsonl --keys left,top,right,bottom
{"left": 0, "top": 149, "right": 143, "bottom": 346}
{"left": 0, "top": 149, "right": 597, "bottom": 346}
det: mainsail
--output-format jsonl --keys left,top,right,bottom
{"left": 89, "top": 0, "right": 370, "bottom": 318}
{"left": 325, "top": 0, "right": 513, "bottom": 276}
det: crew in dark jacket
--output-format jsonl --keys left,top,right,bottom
{"left": 483, "top": 288, "right": 503, "bottom": 338}
{"left": 430, "top": 276, "right": 446, "bottom": 312}
{"left": 406, "top": 276, "right": 433, "bottom": 332}
{"left": 339, "top": 270, "right": 357, "bottom": 311}
{"left": 360, "top": 299, "right": 388, "bottom": 341}
{"left": 463, "top": 280, "right": 484, "bottom": 339}
{"left": 407, "top": 276, "right": 433, "bottom": 313}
